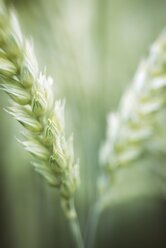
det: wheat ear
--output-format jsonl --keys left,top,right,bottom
{"left": 0, "top": 2, "right": 84, "bottom": 247}
{"left": 87, "top": 31, "right": 166, "bottom": 248}
{"left": 99, "top": 31, "right": 166, "bottom": 207}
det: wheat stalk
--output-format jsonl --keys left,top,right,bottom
{"left": 0, "top": 1, "right": 84, "bottom": 247}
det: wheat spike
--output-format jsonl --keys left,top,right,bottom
{"left": 99, "top": 30, "right": 166, "bottom": 208}
{"left": 0, "top": 0, "right": 80, "bottom": 218}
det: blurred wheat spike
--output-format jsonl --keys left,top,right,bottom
{"left": 99, "top": 30, "right": 166, "bottom": 207}
{"left": 0, "top": 0, "right": 80, "bottom": 218}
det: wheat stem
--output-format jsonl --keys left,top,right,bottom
{"left": 68, "top": 200, "right": 84, "bottom": 248}
{"left": 86, "top": 202, "right": 101, "bottom": 248}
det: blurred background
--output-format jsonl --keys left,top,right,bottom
{"left": 1, "top": 0, "right": 166, "bottom": 247}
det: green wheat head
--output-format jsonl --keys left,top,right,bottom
{"left": 99, "top": 30, "right": 166, "bottom": 210}
{"left": 0, "top": 0, "right": 80, "bottom": 218}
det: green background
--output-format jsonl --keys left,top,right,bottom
{"left": 0, "top": 0, "right": 166, "bottom": 247}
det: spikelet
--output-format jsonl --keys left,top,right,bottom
{"left": 0, "top": 0, "right": 80, "bottom": 218}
